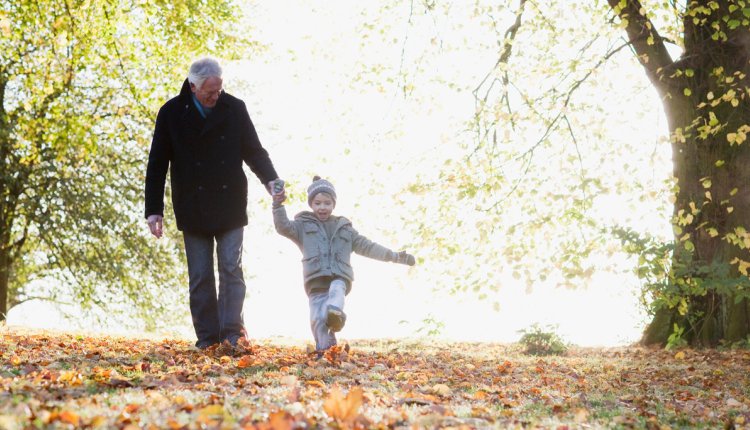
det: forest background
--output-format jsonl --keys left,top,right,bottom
{"left": 3, "top": 0, "right": 750, "bottom": 349}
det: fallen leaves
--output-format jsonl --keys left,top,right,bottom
{"left": 236, "top": 355, "right": 254, "bottom": 368}
{"left": 1, "top": 329, "right": 750, "bottom": 429}
{"left": 323, "top": 386, "right": 364, "bottom": 424}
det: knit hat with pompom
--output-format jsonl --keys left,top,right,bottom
{"left": 307, "top": 176, "right": 336, "bottom": 206}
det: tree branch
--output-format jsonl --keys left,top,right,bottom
{"left": 605, "top": 0, "right": 675, "bottom": 95}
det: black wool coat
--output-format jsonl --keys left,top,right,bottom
{"left": 144, "top": 79, "right": 279, "bottom": 235}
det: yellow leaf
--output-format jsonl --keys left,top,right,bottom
{"left": 59, "top": 370, "right": 83, "bottom": 386}
{"left": 574, "top": 408, "right": 590, "bottom": 423}
{"left": 59, "top": 410, "right": 80, "bottom": 426}
{"left": 674, "top": 351, "right": 686, "bottom": 359}
{"left": 236, "top": 355, "right": 254, "bottom": 368}
{"left": 736, "top": 259, "right": 750, "bottom": 276}
{"left": 432, "top": 383, "right": 452, "bottom": 396}
{"left": 197, "top": 404, "right": 225, "bottom": 419}
{"left": 323, "top": 387, "right": 364, "bottom": 422}
{"left": 219, "top": 355, "right": 231, "bottom": 365}
{"left": 268, "top": 411, "right": 295, "bottom": 430}
{"left": 90, "top": 416, "right": 108, "bottom": 427}
{"left": 306, "top": 380, "right": 326, "bottom": 388}
{"left": 708, "top": 112, "right": 719, "bottom": 126}
{"left": 473, "top": 390, "right": 489, "bottom": 400}
{"left": 0, "top": 16, "right": 9, "bottom": 37}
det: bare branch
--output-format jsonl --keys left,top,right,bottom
{"left": 473, "top": 0, "right": 528, "bottom": 103}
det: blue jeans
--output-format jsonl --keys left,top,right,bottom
{"left": 183, "top": 227, "right": 246, "bottom": 347}
{"left": 308, "top": 278, "right": 347, "bottom": 351}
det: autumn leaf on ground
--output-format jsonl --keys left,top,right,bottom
{"left": 323, "top": 386, "right": 364, "bottom": 424}
{"left": 236, "top": 355, "right": 254, "bottom": 368}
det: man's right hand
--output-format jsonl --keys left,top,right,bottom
{"left": 147, "top": 214, "right": 163, "bottom": 238}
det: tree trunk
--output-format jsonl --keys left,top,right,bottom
{"left": 608, "top": 0, "right": 750, "bottom": 346}
{"left": 0, "top": 246, "right": 8, "bottom": 321}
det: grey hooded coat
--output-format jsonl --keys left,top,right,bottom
{"left": 273, "top": 207, "right": 395, "bottom": 293}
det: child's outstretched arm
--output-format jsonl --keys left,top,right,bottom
{"left": 351, "top": 228, "right": 416, "bottom": 266}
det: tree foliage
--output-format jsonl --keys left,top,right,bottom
{"left": 0, "top": 0, "right": 255, "bottom": 327}
{"left": 365, "top": 0, "right": 749, "bottom": 346}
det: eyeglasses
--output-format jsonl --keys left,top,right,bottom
{"left": 199, "top": 88, "right": 224, "bottom": 98}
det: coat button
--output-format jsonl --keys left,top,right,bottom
{"left": 221, "top": 160, "right": 225, "bottom": 165}
{"left": 222, "top": 185, "right": 228, "bottom": 189}
{"left": 198, "top": 186, "right": 204, "bottom": 191}
{"left": 220, "top": 136, "right": 225, "bottom": 140}
{"left": 195, "top": 162, "right": 201, "bottom": 166}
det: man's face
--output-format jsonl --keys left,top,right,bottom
{"left": 191, "top": 76, "right": 223, "bottom": 108}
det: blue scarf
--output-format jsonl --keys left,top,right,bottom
{"left": 191, "top": 94, "right": 212, "bottom": 118}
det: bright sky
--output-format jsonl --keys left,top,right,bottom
{"left": 8, "top": 1, "right": 675, "bottom": 347}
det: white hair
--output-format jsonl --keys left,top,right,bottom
{"left": 187, "top": 57, "right": 222, "bottom": 90}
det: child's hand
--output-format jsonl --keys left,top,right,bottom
{"left": 270, "top": 179, "right": 286, "bottom": 208}
{"left": 272, "top": 193, "right": 286, "bottom": 208}
{"left": 393, "top": 250, "right": 416, "bottom": 266}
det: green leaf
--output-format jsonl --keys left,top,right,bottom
{"left": 684, "top": 241, "right": 695, "bottom": 252}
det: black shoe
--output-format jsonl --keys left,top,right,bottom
{"left": 195, "top": 340, "right": 218, "bottom": 350}
{"left": 326, "top": 305, "right": 346, "bottom": 332}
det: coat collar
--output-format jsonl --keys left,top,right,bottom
{"left": 295, "top": 212, "right": 350, "bottom": 228}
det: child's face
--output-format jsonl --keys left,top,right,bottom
{"left": 310, "top": 193, "right": 335, "bottom": 221}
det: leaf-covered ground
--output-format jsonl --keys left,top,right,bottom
{"left": 1, "top": 327, "right": 749, "bottom": 429}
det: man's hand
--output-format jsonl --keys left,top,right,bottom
{"left": 147, "top": 214, "right": 163, "bottom": 238}
{"left": 269, "top": 179, "right": 286, "bottom": 196}
{"left": 269, "top": 179, "right": 287, "bottom": 208}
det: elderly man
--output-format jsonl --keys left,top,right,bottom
{"left": 145, "top": 57, "right": 282, "bottom": 349}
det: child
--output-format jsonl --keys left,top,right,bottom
{"left": 272, "top": 176, "right": 415, "bottom": 353}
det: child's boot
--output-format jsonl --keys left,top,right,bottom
{"left": 326, "top": 305, "right": 346, "bottom": 332}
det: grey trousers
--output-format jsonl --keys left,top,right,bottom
{"left": 183, "top": 227, "right": 246, "bottom": 347}
{"left": 308, "top": 278, "right": 347, "bottom": 351}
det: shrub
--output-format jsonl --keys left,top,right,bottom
{"left": 518, "top": 324, "right": 568, "bottom": 356}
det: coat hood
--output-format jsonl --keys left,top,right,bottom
{"left": 294, "top": 211, "right": 351, "bottom": 228}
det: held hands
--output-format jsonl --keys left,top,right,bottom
{"left": 269, "top": 179, "right": 286, "bottom": 208}
{"left": 147, "top": 214, "right": 163, "bottom": 238}
{"left": 392, "top": 250, "right": 416, "bottom": 266}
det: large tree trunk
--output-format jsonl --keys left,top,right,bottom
{"left": 609, "top": 0, "right": 750, "bottom": 346}
{"left": 0, "top": 247, "right": 8, "bottom": 321}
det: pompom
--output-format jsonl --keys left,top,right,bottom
{"left": 313, "top": 175, "right": 321, "bottom": 181}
